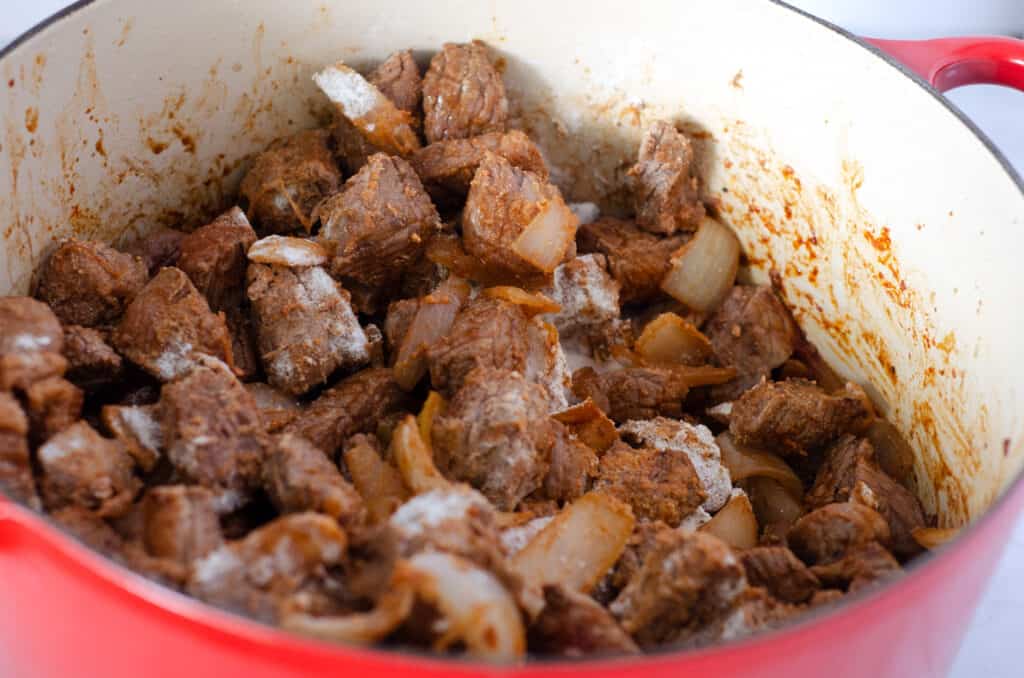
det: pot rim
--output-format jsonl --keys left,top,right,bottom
{"left": 2, "top": 0, "right": 1022, "bottom": 669}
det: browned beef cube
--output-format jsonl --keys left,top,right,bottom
{"left": 704, "top": 285, "right": 799, "bottom": 399}
{"left": 741, "top": 546, "right": 821, "bottom": 603}
{"left": 24, "top": 376, "right": 83, "bottom": 441}
{"left": 541, "top": 254, "right": 620, "bottom": 338}
{"left": 628, "top": 120, "right": 705, "bottom": 235}
{"left": 807, "top": 435, "right": 925, "bottom": 558}
{"left": 462, "top": 153, "right": 578, "bottom": 279}
{"left": 35, "top": 240, "right": 148, "bottom": 327}
{"left": 318, "top": 153, "right": 441, "bottom": 314}
{"left": 572, "top": 366, "right": 692, "bottom": 423}
{"left": 122, "top": 226, "right": 186, "bottom": 274}
{"left": 176, "top": 207, "right": 257, "bottom": 312}
{"left": 141, "top": 485, "right": 222, "bottom": 566}
{"left": 239, "top": 128, "right": 342, "bottom": 235}
{"left": 542, "top": 425, "right": 598, "bottom": 504}
{"left": 595, "top": 440, "right": 705, "bottom": 526}
{"left": 112, "top": 267, "right": 233, "bottom": 382}
{"left": 673, "top": 586, "right": 797, "bottom": 649}
{"left": 160, "top": 357, "right": 269, "bottom": 512}
{"left": 729, "top": 379, "right": 873, "bottom": 453}
{"left": 601, "top": 519, "right": 674, "bottom": 600}
{"left": 432, "top": 368, "right": 555, "bottom": 510}
{"left": 263, "top": 433, "right": 365, "bottom": 530}
{"left": 37, "top": 421, "right": 140, "bottom": 517}
{"left": 0, "top": 392, "right": 39, "bottom": 509}
{"left": 422, "top": 41, "right": 508, "bottom": 143}
{"left": 100, "top": 404, "right": 163, "bottom": 472}
{"left": 224, "top": 306, "right": 261, "bottom": 382}
{"left": 576, "top": 217, "right": 688, "bottom": 304}
{"left": 810, "top": 540, "right": 901, "bottom": 592}
{"left": 187, "top": 513, "right": 348, "bottom": 623}
{"left": 410, "top": 130, "right": 547, "bottom": 203}
{"left": 244, "top": 382, "right": 302, "bottom": 433}
{"left": 609, "top": 529, "right": 746, "bottom": 647}
{"left": 62, "top": 324, "right": 123, "bottom": 389}
{"left": 529, "top": 584, "right": 639, "bottom": 656}
{"left": 787, "top": 502, "right": 891, "bottom": 566}
{"left": 384, "top": 297, "right": 420, "bottom": 357}
{"left": 0, "top": 296, "right": 64, "bottom": 355}
{"left": 369, "top": 49, "right": 422, "bottom": 120}
{"left": 282, "top": 367, "right": 407, "bottom": 457}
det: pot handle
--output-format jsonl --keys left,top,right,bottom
{"left": 867, "top": 37, "right": 1024, "bottom": 93}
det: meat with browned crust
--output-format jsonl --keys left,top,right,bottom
{"left": 368, "top": 49, "right": 422, "bottom": 120}
{"left": 741, "top": 546, "right": 821, "bottom": 603}
{"left": 787, "top": 502, "right": 891, "bottom": 566}
{"left": 529, "top": 584, "right": 639, "bottom": 656}
{"left": 140, "top": 485, "right": 222, "bottom": 567}
{"left": 595, "top": 440, "right": 705, "bottom": 526}
{"left": 62, "top": 324, "right": 123, "bottom": 389}
{"left": 0, "top": 392, "right": 39, "bottom": 509}
{"left": 176, "top": 207, "right": 257, "bottom": 312}
{"left": 422, "top": 41, "right": 508, "bottom": 143}
{"left": 628, "top": 121, "right": 705, "bottom": 235}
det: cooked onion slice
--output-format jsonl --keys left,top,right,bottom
{"left": 344, "top": 439, "right": 408, "bottom": 524}
{"left": 912, "top": 526, "right": 959, "bottom": 550}
{"left": 552, "top": 398, "right": 618, "bottom": 453}
{"left": 393, "top": 277, "right": 470, "bottom": 390}
{"left": 746, "top": 477, "right": 804, "bottom": 533}
{"left": 716, "top": 431, "right": 803, "bottom": 497}
{"left": 402, "top": 552, "right": 526, "bottom": 662}
{"left": 701, "top": 490, "right": 758, "bottom": 549}
{"left": 483, "top": 286, "right": 561, "bottom": 316}
{"left": 417, "top": 391, "right": 448, "bottom": 447}
{"left": 635, "top": 312, "right": 713, "bottom": 366}
{"left": 511, "top": 199, "right": 579, "bottom": 273}
{"left": 391, "top": 415, "right": 450, "bottom": 495}
{"left": 280, "top": 587, "right": 414, "bottom": 645}
{"left": 247, "top": 235, "right": 328, "bottom": 268}
{"left": 865, "top": 419, "right": 918, "bottom": 492}
{"left": 660, "top": 216, "right": 740, "bottom": 312}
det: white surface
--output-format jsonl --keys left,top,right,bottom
{"left": 2, "top": 2, "right": 1022, "bottom": 677}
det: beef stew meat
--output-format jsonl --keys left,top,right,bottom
{"left": 0, "top": 40, "right": 938, "bottom": 660}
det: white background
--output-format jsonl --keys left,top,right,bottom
{"left": 3, "top": 2, "right": 1022, "bottom": 676}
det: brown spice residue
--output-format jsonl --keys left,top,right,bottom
{"left": 146, "top": 138, "right": 169, "bottom": 155}
{"left": 24, "top": 107, "right": 38, "bottom": 133}
{"left": 730, "top": 70, "right": 744, "bottom": 89}
{"left": 171, "top": 124, "right": 196, "bottom": 154}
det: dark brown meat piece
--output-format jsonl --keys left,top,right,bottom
{"left": 628, "top": 120, "right": 705, "bottom": 235}
{"left": 368, "top": 49, "right": 422, "bottom": 119}
{"left": 542, "top": 425, "right": 598, "bottom": 504}
{"left": 37, "top": 421, "right": 140, "bottom": 517}
{"left": 529, "top": 584, "right": 639, "bottom": 656}
{"left": 595, "top": 440, "right": 705, "bottom": 526}
{"left": 0, "top": 352, "right": 68, "bottom": 392}
{"left": 100, "top": 404, "right": 163, "bottom": 472}
{"left": 187, "top": 513, "right": 348, "bottom": 623}
{"left": 247, "top": 263, "right": 369, "bottom": 396}
{"left": 24, "top": 376, "right": 83, "bottom": 442}
{"left": 704, "top": 285, "right": 799, "bottom": 399}
{"left": 787, "top": 502, "right": 891, "bottom": 566}
{"left": 282, "top": 368, "right": 407, "bottom": 457}
{"left": 462, "top": 152, "right": 578, "bottom": 279}
{"left": 0, "top": 392, "right": 39, "bottom": 509}
{"left": 141, "top": 485, "right": 222, "bottom": 566}
{"left": 224, "top": 306, "right": 261, "bottom": 382}
{"left": 807, "top": 435, "right": 926, "bottom": 558}
{"left": 741, "top": 546, "right": 821, "bottom": 603}
{"left": 244, "top": 382, "right": 302, "bottom": 433}
{"left": 576, "top": 217, "right": 688, "bottom": 304}
{"left": 673, "top": 586, "right": 796, "bottom": 649}
{"left": 122, "top": 226, "right": 186, "bottom": 274}
{"left": 432, "top": 368, "right": 556, "bottom": 510}
{"left": 810, "top": 540, "right": 901, "bottom": 591}
{"left": 384, "top": 297, "right": 420, "bottom": 357}
{"left": 112, "top": 267, "right": 233, "bottom": 382}
{"left": 263, "top": 433, "right": 365, "bottom": 530}
{"left": 602, "top": 520, "right": 673, "bottom": 599}
{"left": 572, "top": 366, "right": 691, "bottom": 423}
{"left": 609, "top": 529, "right": 746, "bottom": 647}
{"left": 729, "top": 379, "right": 873, "bottom": 453}
{"left": 410, "top": 130, "right": 547, "bottom": 203}
{"left": 61, "top": 324, "right": 123, "bottom": 389}
{"left": 176, "top": 207, "right": 257, "bottom": 312}
{"left": 0, "top": 297, "right": 67, "bottom": 390}
{"left": 422, "top": 41, "right": 508, "bottom": 143}
{"left": 160, "top": 357, "right": 270, "bottom": 512}
{"left": 318, "top": 153, "right": 441, "bottom": 314}
{"left": 239, "top": 128, "right": 342, "bottom": 235}
{"left": 35, "top": 239, "right": 148, "bottom": 327}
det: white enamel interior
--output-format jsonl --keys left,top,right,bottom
{"left": 1, "top": 0, "right": 1022, "bottom": 526}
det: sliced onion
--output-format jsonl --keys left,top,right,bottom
{"left": 280, "top": 587, "right": 414, "bottom": 645}
{"left": 551, "top": 398, "right": 618, "bottom": 453}
{"left": 401, "top": 552, "right": 526, "bottom": 661}
{"left": 716, "top": 431, "right": 803, "bottom": 497}
{"left": 343, "top": 439, "right": 409, "bottom": 524}
{"left": 511, "top": 199, "right": 579, "bottom": 273}
{"left": 247, "top": 235, "right": 328, "bottom": 268}
{"left": 865, "top": 419, "right": 918, "bottom": 492}
{"left": 635, "top": 312, "right": 713, "bottom": 366}
{"left": 701, "top": 490, "right": 759, "bottom": 549}
{"left": 483, "top": 286, "right": 561, "bottom": 316}
{"left": 393, "top": 277, "right": 471, "bottom": 390}
{"left": 746, "top": 476, "right": 804, "bottom": 533}
{"left": 390, "top": 415, "right": 450, "bottom": 495}
{"left": 660, "top": 216, "right": 740, "bottom": 312}
{"left": 416, "top": 391, "right": 448, "bottom": 447}
{"left": 912, "top": 526, "right": 959, "bottom": 550}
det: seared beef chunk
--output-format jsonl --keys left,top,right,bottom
{"left": 368, "top": 49, "right": 422, "bottom": 120}
{"left": 809, "top": 540, "right": 901, "bottom": 591}
{"left": 187, "top": 512, "right": 348, "bottom": 623}
{"left": 542, "top": 254, "right": 620, "bottom": 338}
{"left": 37, "top": 421, "right": 140, "bottom": 517}
{"left": 262, "top": 433, "right": 365, "bottom": 529}
{"left": 247, "top": 263, "right": 369, "bottom": 396}
{"left": 705, "top": 285, "right": 799, "bottom": 399}
{"left": 141, "top": 485, "right": 222, "bottom": 566}
{"left": 0, "top": 297, "right": 67, "bottom": 390}
{"left": 24, "top": 376, "right": 83, "bottom": 442}
{"left": 112, "top": 267, "right": 233, "bottom": 382}
{"left": 542, "top": 426, "right": 598, "bottom": 504}
{"left": 572, "top": 366, "right": 692, "bottom": 423}
{"left": 35, "top": 240, "right": 149, "bottom": 327}
{"left": 122, "top": 226, "right": 185, "bottom": 274}
{"left": 529, "top": 585, "right": 639, "bottom": 656}
{"left": 0, "top": 392, "right": 39, "bottom": 508}
{"left": 176, "top": 207, "right": 257, "bottom": 312}
{"left": 674, "top": 587, "right": 796, "bottom": 648}
{"left": 244, "top": 382, "right": 302, "bottom": 433}
{"left": 729, "top": 380, "right": 873, "bottom": 453}
{"left": 225, "top": 306, "right": 261, "bottom": 382}
{"left": 160, "top": 358, "right": 269, "bottom": 512}
{"left": 787, "top": 502, "right": 891, "bottom": 566}
{"left": 577, "top": 217, "right": 688, "bottom": 304}
{"left": 610, "top": 529, "right": 746, "bottom": 647}
{"left": 422, "top": 41, "right": 508, "bottom": 143}
{"left": 628, "top": 120, "right": 705, "bottom": 235}
{"left": 318, "top": 153, "right": 441, "bottom": 313}
{"left": 595, "top": 440, "right": 705, "bottom": 526}
{"left": 741, "top": 546, "right": 820, "bottom": 603}
{"left": 282, "top": 368, "right": 407, "bottom": 457}
{"left": 239, "top": 128, "right": 342, "bottom": 235}
{"left": 100, "top": 404, "right": 163, "bottom": 472}
{"left": 432, "top": 368, "right": 555, "bottom": 510}
{"left": 62, "top": 324, "right": 123, "bottom": 389}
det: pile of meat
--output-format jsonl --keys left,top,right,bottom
{"left": 0, "top": 41, "right": 933, "bottom": 661}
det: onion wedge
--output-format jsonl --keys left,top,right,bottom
{"left": 551, "top": 398, "right": 618, "bottom": 454}
{"left": 416, "top": 391, "right": 448, "bottom": 447}
{"left": 912, "top": 526, "right": 959, "bottom": 550}
{"left": 343, "top": 439, "right": 408, "bottom": 524}
{"left": 635, "top": 312, "right": 713, "bottom": 366}
{"left": 660, "top": 216, "right": 740, "bottom": 312}
{"left": 393, "top": 278, "right": 470, "bottom": 391}
{"left": 716, "top": 431, "right": 803, "bottom": 498}
{"left": 390, "top": 415, "right": 450, "bottom": 495}
{"left": 701, "top": 490, "right": 759, "bottom": 549}
{"left": 280, "top": 587, "right": 414, "bottom": 645}
{"left": 247, "top": 235, "right": 328, "bottom": 268}
{"left": 511, "top": 199, "right": 579, "bottom": 274}
{"left": 483, "top": 286, "right": 561, "bottom": 316}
